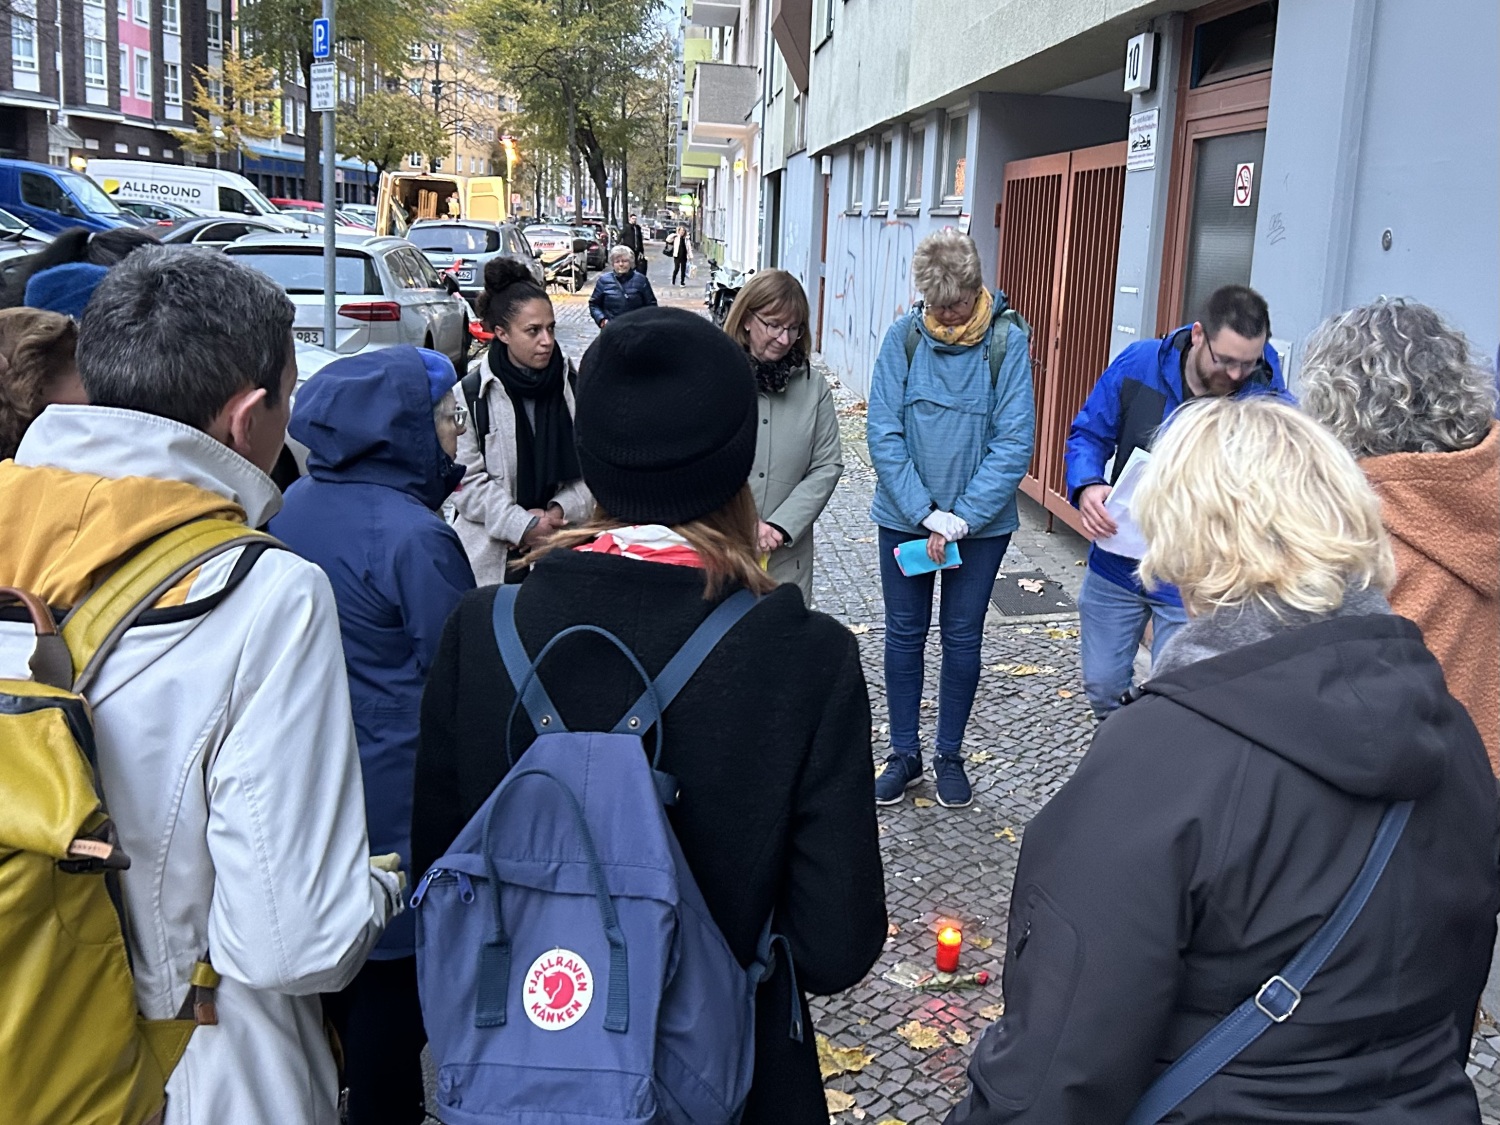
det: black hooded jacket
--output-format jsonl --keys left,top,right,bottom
{"left": 951, "top": 614, "right": 1500, "bottom": 1124}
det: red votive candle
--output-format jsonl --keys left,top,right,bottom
{"left": 936, "top": 925, "right": 962, "bottom": 973}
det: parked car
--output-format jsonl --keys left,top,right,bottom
{"left": 224, "top": 233, "right": 468, "bottom": 369}
{"left": 159, "top": 215, "right": 304, "bottom": 249}
{"left": 340, "top": 203, "right": 379, "bottom": 228}
{"left": 574, "top": 225, "right": 608, "bottom": 270}
{"left": 523, "top": 224, "right": 588, "bottom": 292}
{"left": 0, "top": 204, "right": 53, "bottom": 249}
{"left": 0, "top": 158, "right": 133, "bottom": 233}
{"left": 406, "top": 219, "right": 542, "bottom": 305}
{"left": 271, "top": 198, "right": 375, "bottom": 230}
{"left": 118, "top": 199, "right": 206, "bottom": 226}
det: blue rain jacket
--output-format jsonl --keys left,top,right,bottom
{"left": 867, "top": 295, "right": 1036, "bottom": 539}
{"left": 1065, "top": 326, "right": 1288, "bottom": 601}
{"left": 270, "top": 346, "right": 474, "bottom": 958}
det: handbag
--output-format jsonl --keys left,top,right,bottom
{"left": 1124, "top": 799, "right": 1414, "bottom": 1125}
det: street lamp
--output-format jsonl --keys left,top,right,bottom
{"left": 212, "top": 126, "right": 225, "bottom": 172}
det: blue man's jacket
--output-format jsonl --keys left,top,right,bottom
{"left": 867, "top": 294, "right": 1036, "bottom": 539}
{"left": 588, "top": 268, "right": 658, "bottom": 325}
{"left": 269, "top": 346, "right": 475, "bottom": 958}
{"left": 1065, "top": 326, "right": 1288, "bottom": 600}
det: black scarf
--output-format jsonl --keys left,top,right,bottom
{"left": 487, "top": 343, "right": 580, "bottom": 512}
{"left": 749, "top": 349, "right": 805, "bottom": 394}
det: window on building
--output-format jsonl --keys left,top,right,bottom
{"left": 296, "top": 101, "right": 306, "bottom": 135}
{"left": 846, "top": 143, "right": 865, "bottom": 211}
{"left": 408, "top": 78, "right": 421, "bottom": 98}
{"left": 84, "top": 38, "right": 108, "bottom": 88}
{"left": 409, "top": 42, "right": 424, "bottom": 61}
{"left": 163, "top": 62, "right": 181, "bottom": 105}
{"left": 162, "top": 0, "right": 179, "bottom": 34}
{"left": 118, "top": 0, "right": 128, "bottom": 16}
{"left": 939, "top": 110, "right": 968, "bottom": 204}
{"left": 133, "top": 0, "right": 149, "bottom": 26}
{"left": 119, "top": 46, "right": 129, "bottom": 93}
{"left": 408, "top": 152, "right": 422, "bottom": 168}
{"left": 875, "top": 131, "right": 892, "bottom": 208}
{"left": 135, "top": 52, "right": 152, "bottom": 98}
{"left": 206, "top": 10, "right": 222, "bottom": 48}
{"left": 283, "top": 98, "right": 294, "bottom": 133}
{"left": 10, "top": 0, "right": 37, "bottom": 72}
{"left": 902, "top": 121, "right": 925, "bottom": 209}
{"left": 207, "top": 77, "right": 223, "bottom": 106}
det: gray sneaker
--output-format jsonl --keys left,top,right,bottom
{"left": 874, "top": 752, "right": 922, "bottom": 805}
{"left": 934, "top": 754, "right": 973, "bottom": 808}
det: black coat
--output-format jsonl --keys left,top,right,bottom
{"left": 951, "top": 614, "right": 1500, "bottom": 1125}
{"left": 414, "top": 550, "right": 887, "bottom": 1123}
{"left": 621, "top": 221, "right": 646, "bottom": 256}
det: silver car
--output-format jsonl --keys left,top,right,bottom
{"left": 225, "top": 233, "right": 468, "bottom": 370}
{"left": 407, "top": 220, "right": 542, "bottom": 307}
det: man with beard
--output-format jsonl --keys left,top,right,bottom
{"left": 1065, "top": 284, "right": 1287, "bottom": 719}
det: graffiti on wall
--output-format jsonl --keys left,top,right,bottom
{"left": 822, "top": 214, "right": 918, "bottom": 398}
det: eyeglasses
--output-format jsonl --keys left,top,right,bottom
{"left": 447, "top": 402, "right": 470, "bottom": 430}
{"left": 752, "top": 311, "right": 801, "bottom": 342}
{"left": 1204, "top": 336, "right": 1261, "bottom": 377}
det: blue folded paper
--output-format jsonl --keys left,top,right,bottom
{"left": 894, "top": 538, "right": 962, "bottom": 577}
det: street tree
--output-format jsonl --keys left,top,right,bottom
{"left": 338, "top": 89, "right": 450, "bottom": 179}
{"left": 171, "top": 49, "right": 284, "bottom": 171}
{"left": 236, "top": 0, "right": 424, "bottom": 199}
{"left": 463, "top": 0, "right": 664, "bottom": 220}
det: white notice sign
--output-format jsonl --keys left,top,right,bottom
{"left": 1233, "top": 162, "right": 1254, "bottom": 207}
{"left": 1127, "top": 109, "right": 1158, "bottom": 172}
{"left": 310, "top": 61, "right": 337, "bottom": 112}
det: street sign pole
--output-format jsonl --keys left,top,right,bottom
{"left": 315, "top": 8, "right": 336, "bottom": 349}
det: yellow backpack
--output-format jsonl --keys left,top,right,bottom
{"left": 0, "top": 519, "right": 276, "bottom": 1125}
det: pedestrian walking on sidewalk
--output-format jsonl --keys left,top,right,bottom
{"left": 867, "top": 229, "right": 1035, "bottom": 809}
{"left": 723, "top": 269, "right": 842, "bottom": 603}
{"left": 268, "top": 347, "right": 475, "bottom": 1125}
{"left": 415, "top": 307, "right": 886, "bottom": 1125}
{"left": 1300, "top": 297, "right": 1499, "bottom": 770}
{"left": 672, "top": 224, "right": 691, "bottom": 285}
{"left": 621, "top": 212, "right": 648, "bottom": 277}
{"left": 0, "top": 307, "right": 84, "bottom": 459}
{"left": 588, "top": 245, "right": 657, "bottom": 327}
{"left": 451, "top": 258, "right": 592, "bottom": 585}
{"left": 0, "top": 246, "right": 403, "bottom": 1124}
{"left": 1065, "top": 284, "right": 1288, "bottom": 720}
{"left": 950, "top": 396, "right": 1499, "bottom": 1125}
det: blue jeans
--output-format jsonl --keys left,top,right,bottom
{"left": 878, "top": 528, "right": 1011, "bottom": 759}
{"left": 1077, "top": 568, "right": 1188, "bottom": 719}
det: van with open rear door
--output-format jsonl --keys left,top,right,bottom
{"left": 375, "top": 172, "right": 507, "bottom": 236}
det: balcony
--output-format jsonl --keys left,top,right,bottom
{"left": 688, "top": 0, "right": 739, "bottom": 28}
{"left": 688, "top": 62, "right": 758, "bottom": 146}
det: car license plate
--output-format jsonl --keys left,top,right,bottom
{"left": 294, "top": 329, "right": 322, "bottom": 345}
{"left": 454, "top": 269, "right": 474, "bottom": 282}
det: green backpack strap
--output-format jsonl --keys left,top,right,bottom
{"left": 904, "top": 300, "right": 1032, "bottom": 388}
{"left": 61, "top": 518, "right": 280, "bottom": 695}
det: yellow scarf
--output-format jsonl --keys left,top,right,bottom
{"left": 924, "top": 287, "right": 993, "bottom": 348}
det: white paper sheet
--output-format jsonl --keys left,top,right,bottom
{"left": 1093, "top": 446, "right": 1152, "bottom": 560}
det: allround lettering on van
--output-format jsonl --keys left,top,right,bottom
{"left": 114, "top": 179, "right": 205, "bottom": 203}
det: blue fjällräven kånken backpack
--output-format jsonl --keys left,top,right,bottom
{"left": 412, "top": 585, "right": 802, "bottom": 1125}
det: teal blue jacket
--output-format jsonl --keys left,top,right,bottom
{"left": 866, "top": 295, "right": 1036, "bottom": 538}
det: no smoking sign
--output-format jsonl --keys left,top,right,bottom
{"left": 1233, "top": 162, "right": 1255, "bottom": 207}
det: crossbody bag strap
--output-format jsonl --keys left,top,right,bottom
{"left": 1124, "top": 799, "right": 1415, "bottom": 1125}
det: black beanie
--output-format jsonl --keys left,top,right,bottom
{"left": 574, "top": 307, "right": 757, "bottom": 526}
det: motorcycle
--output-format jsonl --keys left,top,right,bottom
{"left": 540, "top": 249, "right": 585, "bottom": 294}
{"left": 705, "top": 259, "right": 750, "bottom": 327}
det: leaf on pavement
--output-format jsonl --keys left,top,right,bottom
{"left": 949, "top": 1026, "right": 971, "bottom": 1045}
{"left": 1074, "top": 559, "right": 1086, "bottom": 566}
{"left": 1057, "top": 689, "right": 1075, "bottom": 698}
{"left": 989, "top": 663, "right": 1057, "bottom": 676}
{"left": 818, "top": 1034, "right": 876, "bottom": 1079}
{"left": 969, "top": 935, "right": 994, "bottom": 950}
{"left": 825, "top": 1088, "right": 857, "bottom": 1114}
{"left": 993, "top": 827, "right": 1017, "bottom": 843}
{"left": 1046, "top": 627, "right": 1080, "bottom": 639}
{"left": 977, "top": 1002, "right": 1005, "bottom": 1021}
{"left": 913, "top": 797, "right": 936, "bottom": 808}
{"left": 969, "top": 750, "right": 994, "bottom": 763}
{"left": 849, "top": 624, "right": 871, "bottom": 634}
{"left": 896, "top": 1020, "right": 947, "bottom": 1050}
{"left": 887, "top": 922, "right": 901, "bottom": 937}
{"left": 1017, "top": 578, "right": 1046, "bottom": 594}
{"left": 876, "top": 1120, "right": 909, "bottom": 1125}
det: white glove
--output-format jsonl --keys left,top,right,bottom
{"left": 922, "top": 510, "right": 969, "bottom": 541}
{"left": 369, "top": 854, "right": 407, "bottom": 919}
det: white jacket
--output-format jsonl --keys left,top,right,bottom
{"left": 452, "top": 358, "right": 594, "bottom": 584}
{"left": 0, "top": 408, "right": 399, "bottom": 1125}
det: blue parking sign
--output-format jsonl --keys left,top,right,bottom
{"left": 312, "top": 18, "right": 330, "bottom": 59}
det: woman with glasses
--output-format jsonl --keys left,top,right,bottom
{"left": 867, "top": 229, "right": 1035, "bottom": 809}
{"left": 268, "top": 346, "right": 476, "bottom": 1125}
{"left": 722, "top": 269, "right": 843, "bottom": 603}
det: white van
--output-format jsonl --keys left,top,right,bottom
{"left": 83, "top": 160, "right": 300, "bottom": 226}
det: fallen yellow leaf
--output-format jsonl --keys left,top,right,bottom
{"left": 876, "top": 1120, "right": 909, "bottom": 1125}
{"left": 969, "top": 750, "right": 994, "bottom": 764}
{"left": 978, "top": 1002, "right": 1005, "bottom": 1021}
{"left": 969, "top": 935, "right": 994, "bottom": 950}
{"left": 895, "top": 1020, "right": 947, "bottom": 1050}
{"left": 1057, "top": 689, "right": 1075, "bottom": 698}
{"left": 993, "top": 827, "right": 1017, "bottom": 842}
{"left": 913, "top": 797, "right": 936, "bottom": 808}
{"left": 1046, "top": 627, "right": 1080, "bottom": 639}
{"left": 949, "top": 1026, "right": 971, "bottom": 1045}
{"left": 887, "top": 922, "right": 901, "bottom": 937}
{"left": 850, "top": 624, "right": 871, "bottom": 635}
{"left": 817, "top": 1035, "right": 875, "bottom": 1079}
{"left": 989, "top": 663, "right": 1058, "bottom": 676}
{"left": 825, "top": 1089, "right": 857, "bottom": 1113}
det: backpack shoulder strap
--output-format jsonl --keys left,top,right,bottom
{"left": 628, "top": 588, "right": 758, "bottom": 715}
{"left": 461, "top": 368, "right": 489, "bottom": 470}
{"left": 61, "top": 519, "right": 279, "bottom": 696}
{"left": 986, "top": 304, "right": 1033, "bottom": 388}
{"left": 1123, "top": 799, "right": 1414, "bottom": 1125}
{"left": 904, "top": 313, "right": 921, "bottom": 367}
